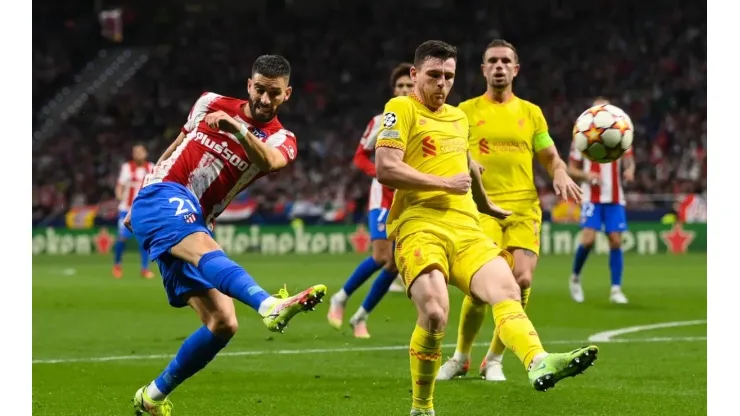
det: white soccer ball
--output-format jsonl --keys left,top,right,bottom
{"left": 572, "top": 104, "right": 634, "bottom": 163}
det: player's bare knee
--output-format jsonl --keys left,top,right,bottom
{"left": 419, "top": 298, "right": 448, "bottom": 330}
{"left": 207, "top": 312, "right": 239, "bottom": 338}
{"left": 515, "top": 270, "right": 533, "bottom": 289}
{"left": 410, "top": 272, "right": 449, "bottom": 330}
{"left": 580, "top": 230, "right": 596, "bottom": 248}
{"left": 371, "top": 241, "right": 392, "bottom": 267}
{"left": 500, "top": 277, "right": 522, "bottom": 303}
{"left": 608, "top": 233, "right": 622, "bottom": 249}
{"left": 383, "top": 255, "right": 398, "bottom": 273}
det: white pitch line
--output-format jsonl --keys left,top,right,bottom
{"left": 587, "top": 320, "right": 707, "bottom": 342}
{"left": 31, "top": 336, "right": 706, "bottom": 365}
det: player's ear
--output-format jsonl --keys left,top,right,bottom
{"left": 247, "top": 78, "right": 253, "bottom": 91}
{"left": 410, "top": 66, "right": 418, "bottom": 82}
{"left": 284, "top": 86, "right": 292, "bottom": 102}
{"left": 513, "top": 64, "right": 520, "bottom": 77}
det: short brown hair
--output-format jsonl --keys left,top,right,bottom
{"left": 484, "top": 39, "right": 518, "bottom": 63}
{"left": 414, "top": 40, "right": 457, "bottom": 67}
{"left": 389, "top": 63, "right": 413, "bottom": 90}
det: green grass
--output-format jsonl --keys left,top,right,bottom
{"left": 32, "top": 253, "right": 707, "bottom": 415}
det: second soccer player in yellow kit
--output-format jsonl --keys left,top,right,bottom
{"left": 374, "top": 39, "right": 597, "bottom": 416}
{"left": 437, "top": 39, "right": 584, "bottom": 383}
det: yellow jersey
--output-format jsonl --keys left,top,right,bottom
{"left": 460, "top": 95, "right": 554, "bottom": 202}
{"left": 375, "top": 95, "right": 479, "bottom": 237}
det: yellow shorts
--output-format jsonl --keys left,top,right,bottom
{"left": 479, "top": 201, "right": 542, "bottom": 256}
{"left": 394, "top": 219, "right": 513, "bottom": 297}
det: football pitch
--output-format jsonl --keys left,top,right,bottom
{"left": 33, "top": 253, "right": 707, "bottom": 415}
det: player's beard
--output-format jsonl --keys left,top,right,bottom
{"left": 423, "top": 88, "right": 447, "bottom": 109}
{"left": 249, "top": 101, "right": 276, "bottom": 123}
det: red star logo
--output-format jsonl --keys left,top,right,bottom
{"left": 348, "top": 224, "right": 371, "bottom": 253}
{"left": 587, "top": 105, "right": 606, "bottom": 116}
{"left": 612, "top": 118, "right": 631, "bottom": 134}
{"left": 94, "top": 227, "right": 114, "bottom": 254}
{"left": 584, "top": 125, "right": 605, "bottom": 144}
{"left": 660, "top": 223, "right": 695, "bottom": 254}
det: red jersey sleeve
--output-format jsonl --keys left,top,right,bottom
{"left": 182, "top": 92, "right": 222, "bottom": 134}
{"left": 266, "top": 129, "right": 298, "bottom": 166}
{"left": 353, "top": 144, "right": 376, "bottom": 177}
{"left": 353, "top": 116, "right": 382, "bottom": 177}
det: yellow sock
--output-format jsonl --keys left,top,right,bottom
{"left": 455, "top": 296, "right": 487, "bottom": 356}
{"left": 490, "top": 287, "right": 531, "bottom": 356}
{"left": 492, "top": 299, "right": 545, "bottom": 369}
{"left": 409, "top": 324, "right": 444, "bottom": 410}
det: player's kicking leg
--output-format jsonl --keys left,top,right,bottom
{"left": 472, "top": 256, "right": 598, "bottom": 391}
{"left": 328, "top": 208, "right": 390, "bottom": 330}
{"left": 479, "top": 247, "right": 537, "bottom": 381}
{"left": 129, "top": 182, "right": 326, "bottom": 413}
{"left": 438, "top": 248, "right": 539, "bottom": 382}
{"left": 172, "top": 232, "right": 326, "bottom": 332}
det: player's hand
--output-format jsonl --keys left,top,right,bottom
{"left": 204, "top": 111, "right": 239, "bottom": 133}
{"left": 623, "top": 170, "right": 635, "bottom": 183}
{"left": 481, "top": 201, "right": 512, "bottom": 220}
{"left": 586, "top": 172, "right": 601, "bottom": 186}
{"left": 123, "top": 211, "right": 133, "bottom": 232}
{"left": 442, "top": 173, "right": 472, "bottom": 195}
{"left": 553, "top": 168, "right": 583, "bottom": 203}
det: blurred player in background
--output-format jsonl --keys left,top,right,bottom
{"left": 437, "top": 39, "right": 582, "bottom": 383}
{"left": 127, "top": 55, "right": 327, "bottom": 416}
{"left": 327, "top": 63, "right": 412, "bottom": 338}
{"left": 374, "top": 40, "right": 598, "bottom": 416}
{"left": 113, "top": 143, "right": 154, "bottom": 279}
{"left": 568, "top": 97, "right": 635, "bottom": 304}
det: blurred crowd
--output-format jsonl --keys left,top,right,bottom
{"left": 32, "top": 0, "right": 706, "bottom": 224}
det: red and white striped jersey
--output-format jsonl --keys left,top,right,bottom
{"left": 117, "top": 161, "right": 153, "bottom": 211}
{"left": 353, "top": 114, "right": 394, "bottom": 210}
{"left": 144, "top": 92, "right": 298, "bottom": 224}
{"left": 569, "top": 143, "right": 633, "bottom": 205}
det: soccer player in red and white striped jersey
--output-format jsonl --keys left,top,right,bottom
{"left": 128, "top": 55, "right": 326, "bottom": 415}
{"left": 567, "top": 97, "right": 636, "bottom": 304}
{"left": 327, "top": 63, "right": 413, "bottom": 338}
{"left": 113, "top": 143, "right": 154, "bottom": 279}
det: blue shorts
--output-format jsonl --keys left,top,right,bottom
{"left": 580, "top": 202, "right": 628, "bottom": 234}
{"left": 368, "top": 208, "right": 389, "bottom": 241}
{"left": 117, "top": 210, "right": 133, "bottom": 239}
{"left": 130, "top": 182, "right": 214, "bottom": 307}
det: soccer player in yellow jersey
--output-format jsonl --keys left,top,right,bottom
{"left": 375, "top": 40, "right": 598, "bottom": 416}
{"left": 437, "top": 39, "right": 585, "bottom": 384}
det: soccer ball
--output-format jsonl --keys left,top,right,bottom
{"left": 572, "top": 104, "right": 634, "bottom": 163}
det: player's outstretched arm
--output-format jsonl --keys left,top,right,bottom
{"left": 375, "top": 147, "right": 470, "bottom": 194}
{"left": 468, "top": 152, "right": 511, "bottom": 219}
{"left": 205, "top": 111, "right": 288, "bottom": 171}
{"left": 537, "top": 144, "right": 583, "bottom": 203}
